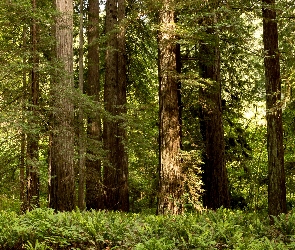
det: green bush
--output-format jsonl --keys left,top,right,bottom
{"left": 0, "top": 208, "right": 295, "bottom": 249}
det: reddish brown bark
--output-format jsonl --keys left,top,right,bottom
{"left": 49, "top": 0, "right": 75, "bottom": 211}
{"left": 262, "top": 0, "right": 287, "bottom": 217}
{"left": 157, "top": 0, "right": 183, "bottom": 215}
{"left": 199, "top": 14, "right": 230, "bottom": 210}
{"left": 85, "top": 0, "right": 104, "bottom": 210}
{"left": 103, "top": 0, "right": 129, "bottom": 211}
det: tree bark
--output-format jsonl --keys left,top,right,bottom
{"left": 103, "top": 0, "right": 129, "bottom": 211}
{"left": 262, "top": 0, "right": 287, "bottom": 217}
{"left": 49, "top": 0, "right": 75, "bottom": 211}
{"left": 157, "top": 0, "right": 183, "bottom": 215}
{"left": 176, "top": 39, "right": 182, "bottom": 150}
{"left": 199, "top": 13, "right": 230, "bottom": 210}
{"left": 85, "top": 0, "right": 104, "bottom": 210}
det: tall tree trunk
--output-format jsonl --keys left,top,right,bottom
{"left": 85, "top": 0, "right": 103, "bottom": 210}
{"left": 77, "top": 0, "right": 86, "bottom": 210}
{"left": 20, "top": 26, "right": 27, "bottom": 211}
{"left": 26, "top": 0, "right": 40, "bottom": 210}
{"left": 199, "top": 11, "right": 230, "bottom": 210}
{"left": 262, "top": 0, "right": 287, "bottom": 217}
{"left": 157, "top": 0, "right": 183, "bottom": 215}
{"left": 103, "top": 0, "right": 129, "bottom": 211}
{"left": 49, "top": 0, "right": 75, "bottom": 211}
{"left": 117, "top": 0, "right": 129, "bottom": 212}
{"left": 20, "top": 131, "right": 26, "bottom": 208}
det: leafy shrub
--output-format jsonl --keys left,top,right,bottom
{"left": 1, "top": 208, "right": 295, "bottom": 249}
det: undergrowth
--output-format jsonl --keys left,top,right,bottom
{"left": 0, "top": 208, "right": 295, "bottom": 249}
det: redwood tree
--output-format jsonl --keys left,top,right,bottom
{"left": 103, "top": 0, "right": 129, "bottom": 211}
{"left": 157, "top": 0, "right": 183, "bottom": 215}
{"left": 199, "top": 5, "right": 230, "bottom": 209}
{"left": 85, "top": 0, "right": 103, "bottom": 210}
{"left": 49, "top": 0, "right": 75, "bottom": 211}
{"left": 262, "top": 0, "right": 287, "bottom": 217}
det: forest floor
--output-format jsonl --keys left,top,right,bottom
{"left": 0, "top": 207, "right": 294, "bottom": 249}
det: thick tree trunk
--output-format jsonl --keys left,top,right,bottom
{"left": 262, "top": 0, "right": 287, "bottom": 217}
{"left": 199, "top": 14, "right": 230, "bottom": 210}
{"left": 157, "top": 0, "right": 183, "bottom": 215}
{"left": 85, "top": 0, "right": 104, "bottom": 210}
{"left": 26, "top": 0, "right": 40, "bottom": 210}
{"left": 103, "top": 0, "right": 129, "bottom": 211}
{"left": 49, "top": 0, "right": 75, "bottom": 211}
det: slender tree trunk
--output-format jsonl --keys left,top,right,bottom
{"left": 48, "top": 132, "right": 52, "bottom": 206}
{"left": 26, "top": 0, "right": 40, "bottom": 210}
{"left": 199, "top": 12, "right": 230, "bottom": 210}
{"left": 20, "top": 26, "right": 27, "bottom": 211}
{"left": 77, "top": 0, "right": 86, "bottom": 210}
{"left": 117, "top": 0, "right": 129, "bottom": 212}
{"left": 157, "top": 0, "right": 183, "bottom": 215}
{"left": 262, "top": 0, "right": 286, "bottom": 217}
{"left": 20, "top": 132, "right": 26, "bottom": 207}
{"left": 49, "top": 0, "right": 75, "bottom": 211}
{"left": 85, "top": 0, "right": 103, "bottom": 210}
{"left": 103, "top": 0, "right": 129, "bottom": 211}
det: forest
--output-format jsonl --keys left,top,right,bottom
{"left": 1, "top": 0, "right": 295, "bottom": 249}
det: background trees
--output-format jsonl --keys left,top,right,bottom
{"left": 0, "top": 0, "right": 295, "bottom": 216}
